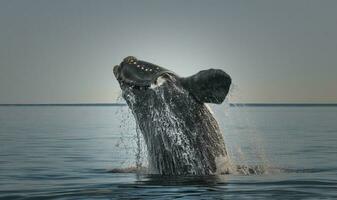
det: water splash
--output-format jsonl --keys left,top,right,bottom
{"left": 119, "top": 76, "right": 233, "bottom": 175}
{"left": 215, "top": 84, "right": 272, "bottom": 175}
{"left": 113, "top": 83, "right": 272, "bottom": 175}
{"left": 112, "top": 91, "right": 148, "bottom": 173}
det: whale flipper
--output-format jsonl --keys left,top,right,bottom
{"left": 180, "top": 69, "right": 232, "bottom": 104}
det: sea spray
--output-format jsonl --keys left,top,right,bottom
{"left": 113, "top": 84, "right": 272, "bottom": 175}
{"left": 118, "top": 76, "right": 233, "bottom": 175}
{"left": 132, "top": 82, "right": 200, "bottom": 174}
{"left": 112, "top": 92, "right": 147, "bottom": 173}
{"left": 215, "top": 84, "right": 271, "bottom": 175}
{"left": 113, "top": 80, "right": 273, "bottom": 175}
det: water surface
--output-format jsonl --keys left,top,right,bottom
{"left": 0, "top": 105, "right": 336, "bottom": 199}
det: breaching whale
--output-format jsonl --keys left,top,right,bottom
{"left": 113, "top": 56, "right": 232, "bottom": 175}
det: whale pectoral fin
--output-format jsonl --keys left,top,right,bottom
{"left": 180, "top": 69, "right": 232, "bottom": 104}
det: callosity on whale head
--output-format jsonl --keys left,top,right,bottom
{"left": 113, "top": 56, "right": 174, "bottom": 88}
{"left": 113, "top": 56, "right": 232, "bottom": 175}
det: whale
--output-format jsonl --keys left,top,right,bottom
{"left": 113, "top": 56, "right": 232, "bottom": 175}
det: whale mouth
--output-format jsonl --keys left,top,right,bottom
{"left": 113, "top": 56, "right": 175, "bottom": 89}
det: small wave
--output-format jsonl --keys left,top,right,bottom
{"left": 107, "top": 165, "right": 279, "bottom": 176}
{"left": 107, "top": 166, "right": 147, "bottom": 174}
{"left": 233, "top": 165, "right": 276, "bottom": 175}
{"left": 279, "top": 167, "right": 337, "bottom": 174}
{"left": 107, "top": 164, "right": 337, "bottom": 177}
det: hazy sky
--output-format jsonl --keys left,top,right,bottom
{"left": 0, "top": 0, "right": 336, "bottom": 103}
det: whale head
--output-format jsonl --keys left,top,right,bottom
{"left": 113, "top": 56, "right": 175, "bottom": 89}
{"left": 114, "top": 56, "right": 232, "bottom": 104}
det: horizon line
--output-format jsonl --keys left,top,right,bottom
{"left": 1, "top": 103, "right": 337, "bottom": 107}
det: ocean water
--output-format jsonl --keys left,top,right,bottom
{"left": 0, "top": 105, "right": 337, "bottom": 199}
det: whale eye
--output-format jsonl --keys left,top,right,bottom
{"left": 151, "top": 75, "right": 168, "bottom": 88}
{"left": 161, "top": 73, "right": 172, "bottom": 79}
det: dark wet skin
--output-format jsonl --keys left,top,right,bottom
{"left": 113, "top": 56, "right": 232, "bottom": 175}
{"left": 113, "top": 56, "right": 174, "bottom": 87}
{"left": 114, "top": 56, "right": 232, "bottom": 104}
